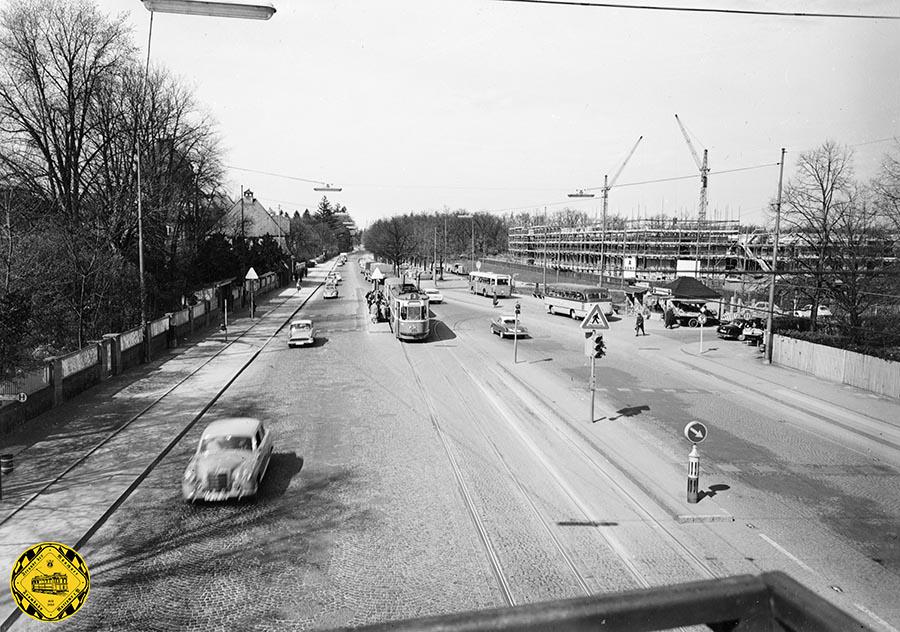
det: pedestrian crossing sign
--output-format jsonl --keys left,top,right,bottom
{"left": 580, "top": 304, "right": 609, "bottom": 330}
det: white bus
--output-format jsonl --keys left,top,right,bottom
{"left": 543, "top": 283, "right": 614, "bottom": 319}
{"left": 468, "top": 271, "right": 512, "bottom": 298}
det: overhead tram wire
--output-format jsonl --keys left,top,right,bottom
{"left": 493, "top": 0, "right": 900, "bottom": 20}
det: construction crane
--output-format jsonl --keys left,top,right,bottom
{"left": 674, "top": 114, "right": 708, "bottom": 222}
{"left": 599, "top": 135, "right": 643, "bottom": 278}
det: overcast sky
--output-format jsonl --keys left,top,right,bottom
{"left": 94, "top": 0, "right": 898, "bottom": 228}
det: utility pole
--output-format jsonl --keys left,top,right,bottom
{"left": 441, "top": 215, "right": 447, "bottom": 281}
{"left": 433, "top": 226, "right": 437, "bottom": 279}
{"left": 542, "top": 207, "right": 547, "bottom": 293}
{"left": 766, "top": 148, "right": 786, "bottom": 364}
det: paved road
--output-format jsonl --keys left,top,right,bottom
{"left": 1, "top": 257, "right": 899, "bottom": 631}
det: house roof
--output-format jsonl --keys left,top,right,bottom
{"left": 659, "top": 276, "right": 721, "bottom": 299}
{"left": 219, "top": 189, "right": 289, "bottom": 241}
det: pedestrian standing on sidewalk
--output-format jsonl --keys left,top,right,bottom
{"left": 635, "top": 311, "right": 645, "bottom": 336}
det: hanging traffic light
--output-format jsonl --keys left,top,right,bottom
{"left": 515, "top": 302, "right": 521, "bottom": 315}
{"left": 592, "top": 333, "right": 606, "bottom": 359}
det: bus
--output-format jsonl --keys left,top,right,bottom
{"left": 383, "top": 277, "right": 430, "bottom": 341}
{"left": 543, "top": 283, "right": 614, "bottom": 319}
{"left": 468, "top": 271, "right": 512, "bottom": 298}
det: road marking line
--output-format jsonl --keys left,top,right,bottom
{"left": 854, "top": 603, "right": 900, "bottom": 632}
{"left": 758, "top": 533, "right": 815, "bottom": 574}
{"left": 616, "top": 387, "right": 631, "bottom": 391}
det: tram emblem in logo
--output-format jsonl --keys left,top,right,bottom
{"left": 9, "top": 542, "right": 90, "bottom": 622}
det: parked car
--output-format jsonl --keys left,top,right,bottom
{"left": 182, "top": 417, "right": 274, "bottom": 502}
{"left": 490, "top": 315, "right": 528, "bottom": 339}
{"left": 671, "top": 300, "right": 718, "bottom": 327}
{"left": 323, "top": 284, "right": 338, "bottom": 299}
{"left": 741, "top": 301, "right": 784, "bottom": 319}
{"left": 288, "top": 319, "right": 316, "bottom": 347}
{"left": 793, "top": 304, "right": 832, "bottom": 318}
{"left": 716, "top": 318, "right": 749, "bottom": 340}
{"left": 422, "top": 288, "right": 443, "bottom": 304}
{"left": 742, "top": 318, "right": 766, "bottom": 345}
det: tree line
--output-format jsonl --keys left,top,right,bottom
{"left": 0, "top": 0, "right": 353, "bottom": 378}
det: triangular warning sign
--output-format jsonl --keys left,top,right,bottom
{"left": 580, "top": 303, "right": 609, "bottom": 330}
{"left": 245, "top": 267, "right": 259, "bottom": 280}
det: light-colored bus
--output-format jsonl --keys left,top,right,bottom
{"left": 543, "top": 283, "right": 613, "bottom": 319}
{"left": 468, "top": 271, "right": 512, "bottom": 298}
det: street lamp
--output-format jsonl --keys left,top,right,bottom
{"left": 313, "top": 183, "right": 343, "bottom": 192}
{"left": 135, "top": 0, "right": 275, "bottom": 332}
{"left": 458, "top": 214, "right": 475, "bottom": 274}
{"left": 142, "top": 0, "right": 275, "bottom": 19}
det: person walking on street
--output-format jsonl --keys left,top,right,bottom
{"left": 635, "top": 311, "right": 646, "bottom": 336}
{"left": 492, "top": 289, "right": 499, "bottom": 308}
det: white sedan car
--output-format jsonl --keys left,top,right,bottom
{"left": 182, "top": 417, "right": 274, "bottom": 502}
{"left": 288, "top": 319, "right": 316, "bottom": 347}
{"left": 422, "top": 287, "right": 443, "bottom": 303}
{"left": 793, "top": 304, "right": 832, "bottom": 318}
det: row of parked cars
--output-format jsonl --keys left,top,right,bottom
{"left": 716, "top": 317, "right": 767, "bottom": 345}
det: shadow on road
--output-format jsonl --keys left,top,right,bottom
{"left": 700, "top": 483, "right": 730, "bottom": 501}
{"left": 260, "top": 452, "right": 304, "bottom": 498}
{"left": 609, "top": 404, "right": 650, "bottom": 420}
{"left": 428, "top": 320, "right": 457, "bottom": 343}
{"left": 557, "top": 520, "right": 619, "bottom": 527}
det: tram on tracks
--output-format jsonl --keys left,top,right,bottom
{"left": 383, "top": 277, "right": 430, "bottom": 341}
{"left": 31, "top": 572, "right": 68, "bottom": 595}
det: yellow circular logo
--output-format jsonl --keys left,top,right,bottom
{"left": 9, "top": 542, "right": 90, "bottom": 622}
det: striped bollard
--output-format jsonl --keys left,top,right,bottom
{"left": 687, "top": 444, "right": 700, "bottom": 504}
{"left": 683, "top": 421, "right": 708, "bottom": 504}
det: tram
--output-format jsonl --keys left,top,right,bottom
{"left": 382, "top": 277, "right": 430, "bottom": 341}
{"left": 32, "top": 572, "right": 68, "bottom": 595}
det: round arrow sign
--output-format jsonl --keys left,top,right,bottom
{"left": 683, "top": 420, "right": 707, "bottom": 444}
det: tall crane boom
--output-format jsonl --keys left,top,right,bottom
{"left": 674, "top": 114, "right": 709, "bottom": 222}
{"left": 598, "top": 135, "right": 643, "bottom": 281}
{"left": 608, "top": 135, "right": 643, "bottom": 189}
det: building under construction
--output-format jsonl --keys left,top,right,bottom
{"left": 507, "top": 217, "right": 897, "bottom": 289}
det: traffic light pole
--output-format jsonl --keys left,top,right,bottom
{"left": 513, "top": 301, "right": 521, "bottom": 364}
{"left": 590, "top": 356, "right": 596, "bottom": 423}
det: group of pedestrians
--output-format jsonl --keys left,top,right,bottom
{"left": 366, "top": 290, "right": 390, "bottom": 323}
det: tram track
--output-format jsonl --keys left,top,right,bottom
{"left": 1, "top": 279, "right": 332, "bottom": 631}
{"left": 441, "top": 308, "right": 720, "bottom": 583}
{"left": 0, "top": 280, "right": 325, "bottom": 529}
{"left": 411, "top": 342, "right": 594, "bottom": 597}
{"left": 398, "top": 342, "right": 516, "bottom": 607}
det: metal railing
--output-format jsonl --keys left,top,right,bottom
{"left": 331, "top": 572, "right": 871, "bottom": 632}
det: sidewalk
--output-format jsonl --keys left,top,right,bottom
{"left": 0, "top": 264, "right": 337, "bottom": 628}
{"left": 677, "top": 336, "right": 900, "bottom": 450}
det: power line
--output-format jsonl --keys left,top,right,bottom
{"left": 226, "top": 165, "right": 327, "bottom": 186}
{"left": 494, "top": 0, "right": 900, "bottom": 20}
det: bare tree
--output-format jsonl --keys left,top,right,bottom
{"left": 780, "top": 140, "right": 855, "bottom": 331}
{"left": 873, "top": 138, "right": 900, "bottom": 232}
{"left": 825, "top": 186, "right": 891, "bottom": 342}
